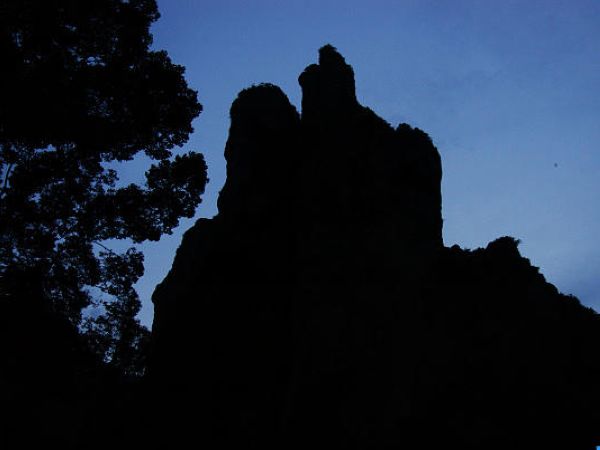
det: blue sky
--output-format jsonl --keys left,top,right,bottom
{"left": 129, "top": 0, "right": 600, "bottom": 326}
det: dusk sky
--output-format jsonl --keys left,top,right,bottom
{"left": 127, "top": 0, "right": 599, "bottom": 326}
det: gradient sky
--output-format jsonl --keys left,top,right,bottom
{"left": 126, "top": 0, "right": 600, "bottom": 326}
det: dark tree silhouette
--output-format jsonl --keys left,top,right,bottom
{"left": 0, "top": 0, "right": 208, "bottom": 354}
{"left": 0, "top": 1, "right": 207, "bottom": 447}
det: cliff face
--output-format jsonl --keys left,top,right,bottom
{"left": 149, "top": 46, "right": 600, "bottom": 449}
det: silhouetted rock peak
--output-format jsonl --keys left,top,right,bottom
{"left": 229, "top": 83, "right": 296, "bottom": 123}
{"left": 299, "top": 44, "right": 358, "bottom": 119}
{"left": 214, "top": 46, "right": 442, "bottom": 261}
{"left": 150, "top": 47, "right": 600, "bottom": 449}
{"left": 217, "top": 83, "right": 299, "bottom": 221}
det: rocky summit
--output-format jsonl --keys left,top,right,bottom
{"left": 149, "top": 46, "right": 600, "bottom": 449}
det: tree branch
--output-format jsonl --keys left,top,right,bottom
{"left": 1, "top": 163, "right": 14, "bottom": 199}
{"left": 93, "top": 240, "right": 116, "bottom": 255}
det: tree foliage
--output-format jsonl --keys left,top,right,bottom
{"left": 0, "top": 0, "right": 208, "bottom": 368}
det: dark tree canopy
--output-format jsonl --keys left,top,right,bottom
{"left": 0, "top": 0, "right": 208, "bottom": 358}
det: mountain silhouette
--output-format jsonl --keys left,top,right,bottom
{"left": 149, "top": 45, "right": 600, "bottom": 449}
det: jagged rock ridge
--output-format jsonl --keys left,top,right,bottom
{"left": 149, "top": 46, "right": 600, "bottom": 449}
